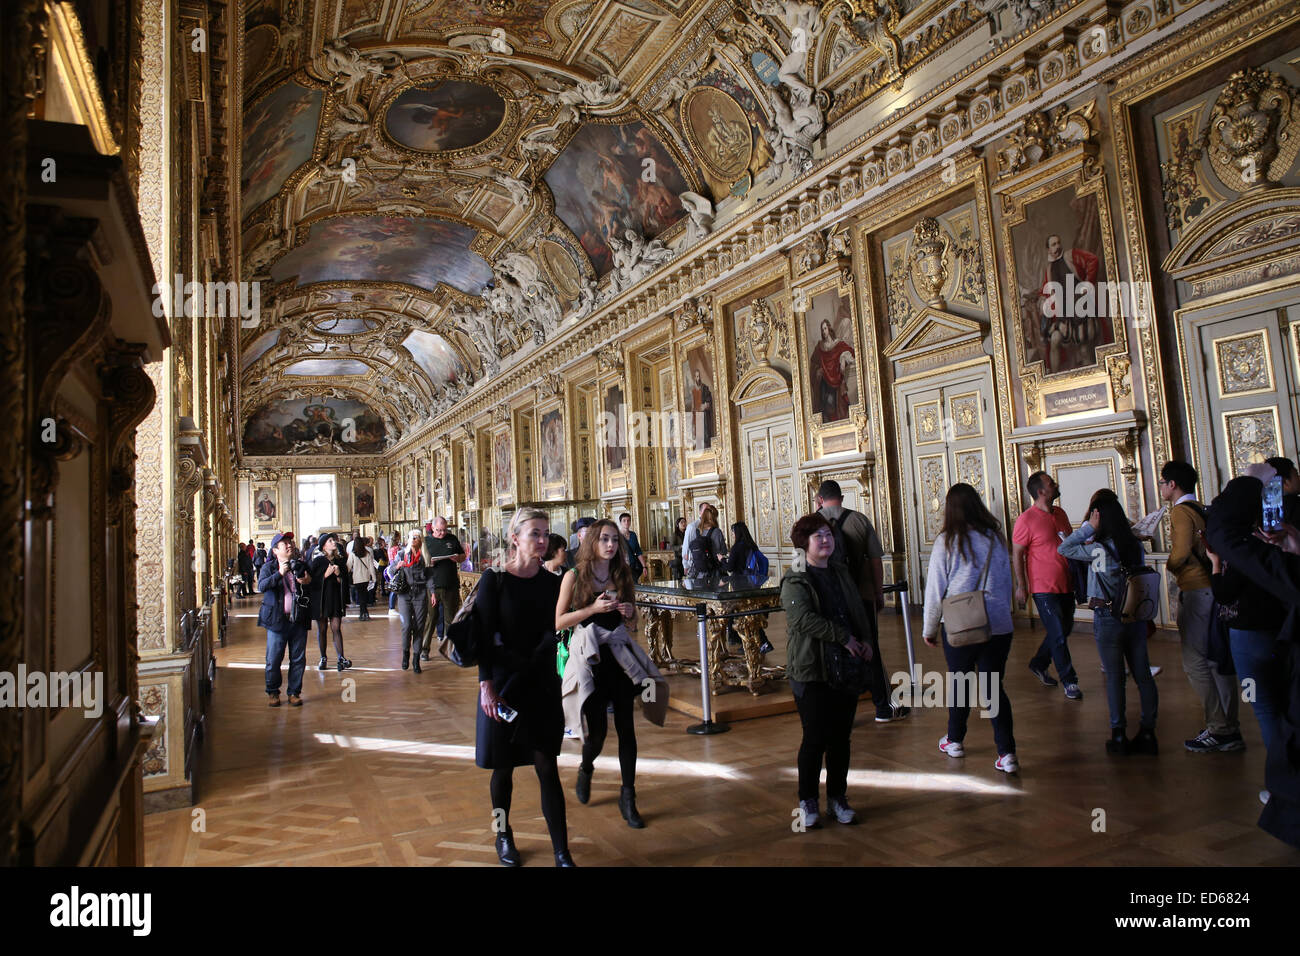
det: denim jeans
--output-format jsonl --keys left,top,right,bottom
{"left": 265, "top": 626, "right": 309, "bottom": 697}
{"left": 1093, "top": 608, "right": 1158, "bottom": 732}
{"left": 1029, "top": 592, "right": 1079, "bottom": 684}
{"left": 1229, "top": 628, "right": 1282, "bottom": 753}
{"left": 941, "top": 631, "right": 1016, "bottom": 756}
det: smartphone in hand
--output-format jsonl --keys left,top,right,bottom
{"left": 1263, "top": 475, "right": 1285, "bottom": 532}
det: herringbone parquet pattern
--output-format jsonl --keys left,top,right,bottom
{"left": 143, "top": 596, "right": 1299, "bottom": 866}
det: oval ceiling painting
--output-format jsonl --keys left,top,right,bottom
{"left": 243, "top": 396, "right": 387, "bottom": 456}
{"left": 385, "top": 80, "right": 507, "bottom": 153}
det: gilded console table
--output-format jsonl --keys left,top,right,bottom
{"left": 635, "top": 573, "right": 785, "bottom": 698}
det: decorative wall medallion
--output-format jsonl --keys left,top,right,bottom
{"left": 1203, "top": 68, "right": 1300, "bottom": 193}
{"left": 680, "top": 86, "right": 753, "bottom": 186}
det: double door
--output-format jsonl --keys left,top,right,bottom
{"left": 898, "top": 367, "right": 1004, "bottom": 594}
{"left": 740, "top": 415, "right": 799, "bottom": 573}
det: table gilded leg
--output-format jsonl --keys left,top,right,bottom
{"left": 645, "top": 608, "right": 675, "bottom": 669}
{"left": 707, "top": 616, "right": 729, "bottom": 694}
{"left": 733, "top": 612, "right": 770, "bottom": 695}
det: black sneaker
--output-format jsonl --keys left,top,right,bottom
{"left": 1184, "top": 729, "right": 1244, "bottom": 753}
{"left": 1029, "top": 663, "right": 1058, "bottom": 687}
{"left": 875, "top": 705, "right": 910, "bottom": 723}
{"left": 318, "top": 657, "right": 328, "bottom": 670}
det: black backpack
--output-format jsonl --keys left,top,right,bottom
{"left": 689, "top": 531, "right": 719, "bottom": 573}
{"left": 830, "top": 511, "right": 865, "bottom": 584}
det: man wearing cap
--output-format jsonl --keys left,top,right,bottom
{"left": 816, "top": 480, "right": 909, "bottom": 723}
{"left": 257, "top": 531, "right": 313, "bottom": 707}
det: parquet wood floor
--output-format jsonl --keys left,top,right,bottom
{"left": 143, "top": 596, "right": 1299, "bottom": 866}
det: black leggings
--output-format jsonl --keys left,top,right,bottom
{"left": 581, "top": 685, "right": 638, "bottom": 788}
{"left": 316, "top": 617, "right": 344, "bottom": 658}
{"left": 490, "top": 751, "right": 568, "bottom": 852}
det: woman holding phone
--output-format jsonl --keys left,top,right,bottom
{"left": 555, "top": 519, "right": 644, "bottom": 827}
{"left": 476, "top": 507, "right": 573, "bottom": 867}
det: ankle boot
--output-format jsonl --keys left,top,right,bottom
{"left": 1130, "top": 726, "right": 1159, "bottom": 755}
{"left": 618, "top": 786, "right": 645, "bottom": 828}
{"left": 401, "top": 651, "right": 409, "bottom": 670}
{"left": 1106, "top": 728, "right": 1130, "bottom": 755}
{"left": 576, "top": 763, "right": 593, "bottom": 804}
{"left": 495, "top": 828, "right": 520, "bottom": 866}
{"left": 554, "top": 849, "right": 576, "bottom": 867}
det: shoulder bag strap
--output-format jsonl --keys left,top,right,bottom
{"left": 975, "top": 533, "right": 994, "bottom": 592}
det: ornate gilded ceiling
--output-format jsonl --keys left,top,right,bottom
{"left": 235, "top": 0, "right": 1001, "bottom": 455}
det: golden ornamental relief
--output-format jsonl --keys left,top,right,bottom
{"left": 914, "top": 399, "right": 942, "bottom": 444}
{"left": 1215, "top": 330, "right": 1273, "bottom": 397}
{"left": 954, "top": 449, "right": 986, "bottom": 498}
{"left": 1224, "top": 407, "right": 1280, "bottom": 476}
{"left": 919, "top": 454, "right": 946, "bottom": 541}
{"left": 909, "top": 217, "right": 951, "bottom": 309}
{"left": 950, "top": 392, "right": 982, "bottom": 438}
{"left": 1202, "top": 68, "right": 1300, "bottom": 193}
{"left": 680, "top": 86, "right": 753, "bottom": 191}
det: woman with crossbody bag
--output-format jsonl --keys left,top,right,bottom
{"left": 922, "top": 483, "right": 1018, "bottom": 772}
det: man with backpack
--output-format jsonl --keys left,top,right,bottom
{"left": 1162, "top": 460, "right": 1243, "bottom": 753}
{"left": 816, "top": 480, "right": 909, "bottom": 722}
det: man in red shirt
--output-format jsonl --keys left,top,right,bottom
{"left": 1012, "top": 471, "right": 1083, "bottom": 700}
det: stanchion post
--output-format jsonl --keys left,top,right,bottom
{"left": 687, "top": 601, "right": 729, "bottom": 735}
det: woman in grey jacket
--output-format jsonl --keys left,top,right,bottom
{"left": 922, "top": 483, "right": 1018, "bottom": 772}
{"left": 1059, "top": 496, "right": 1158, "bottom": 755}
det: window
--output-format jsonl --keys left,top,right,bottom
{"left": 296, "top": 474, "right": 337, "bottom": 537}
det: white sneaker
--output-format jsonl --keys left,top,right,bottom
{"left": 939, "top": 735, "right": 965, "bottom": 757}
{"left": 995, "top": 753, "right": 1020, "bottom": 774}
{"left": 1261, "top": 790, "right": 1271, "bottom": 806}
{"left": 1149, "top": 665, "right": 1162, "bottom": 677}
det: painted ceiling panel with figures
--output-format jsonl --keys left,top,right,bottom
{"left": 235, "top": 0, "right": 995, "bottom": 457}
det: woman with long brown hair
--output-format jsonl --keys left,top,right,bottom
{"left": 556, "top": 518, "right": 650, "bottom": 827}
{"left": 921, "top": 483, "right": 1018, "bottom": 771}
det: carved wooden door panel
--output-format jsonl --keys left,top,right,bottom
{"left": 1191, "top": 311, "right": 1299, "bottom": 493}
{"left": 899, "top": 368, "right": 1003, "bottom": 595}
{"left": 741, "top": 415, "right": 798, "bottom": 572}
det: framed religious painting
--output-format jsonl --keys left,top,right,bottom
{"left": 462, "top": 437, "right": 478, "bottom": 510}
{"left": 492, "top": 426, "right": 515, "bottom": 507}
{"left": 538, "top": 403, "right": 568, "bottom": 499}
{"left": 997, "top": 148, "right": 1125, "bottom": 420}
{"left": 792, "top": 262, "right": 865, "bottom": 458}
{"left": 353, "top": 480, "right": 375, "bottom": 520}
{"left": 599, "top": 379, "right": 628, "bottom": 488}
{"left": 679, "top": 340, "right": 719, "bottom": 476}
{"left": 252, "top": 483, "right": 278, "bottom": 530}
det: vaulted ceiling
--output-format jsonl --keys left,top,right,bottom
{"left": 236, "top": 0, "right": 957, "bottom": 455}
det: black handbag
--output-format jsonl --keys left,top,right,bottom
{"left": 824, "top": 639, "right": 871, "bottom": 696}
{"left": 439, "top": 569, "right": 488, "bottom": 668}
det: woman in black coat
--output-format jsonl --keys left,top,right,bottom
{"left": 308, "top": 533, "right": 352, "bottom": 672}
{"left": 475, "top": 507, "right": 572, "bottom": 867}
{"left": 1207, "top": 467, "right": 1300, "bottom": 849}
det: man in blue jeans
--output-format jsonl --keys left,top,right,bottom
{"left": 258, "top": 531, "right": 313, "bottom": 707}
{"left": 1012, "top": 471, "right": 1083, "bottom": 700}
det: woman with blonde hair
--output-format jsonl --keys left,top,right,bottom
{"left": 475, "top": 507, "right": 574, "bottom": 866}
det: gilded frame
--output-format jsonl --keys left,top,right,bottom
{"left": 791, "top": 259, "right": 866, "bottom": 460}
{"left": 537, "top": 399, "right": 571, "bottom": 501}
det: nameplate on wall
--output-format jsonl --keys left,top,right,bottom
{"left": 1042, "top": 381, "right": 1110, "bottom": 418}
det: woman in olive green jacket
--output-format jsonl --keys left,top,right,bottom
{"left": 780, "top": 513, "right": 874, "bottom": 829}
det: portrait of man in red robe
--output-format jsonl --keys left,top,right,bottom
{"left": 809, "top": 318, "right": 855, "bottom": 423}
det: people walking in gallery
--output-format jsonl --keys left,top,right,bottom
{"left": 421, "top": 517, "right": 466, "bottom": 661}
{"left": 557, "top": 519, "right": 666, "bottom": 829}
{"left": 782, "top": 513, "right": 874, "bottom": 827}
{"left": 1205, "top": 472, "right": 1288, "bottom": 807}
{"left": 237, "top": 542, "right": 255, "bottom": 597}
{"left": 727, "top": 521, "right": 773, "bottom": 652}
{"left": 1013, "top": 471, "right": 1083, "bottom": 700}
{"left": 387, "top": 538, "right": 402, "bottom": 610}
{"left": 372, "top": 536, "right": 388, "bottom": 606}
{"left": 252, "top": 540, "right": 267, "bottom": 589}
{"left": 308, "top": 533, "right": 353, "bottom": 673}
{"left": 1059, "top": 496, "right": 1158, "bottom": 755}
{"left": 684, "top": 504, "right": 727, "bottom": 576}
{"left": 393, "top": 529, "right": 432, "bottom": 673}
{"left": 258, "top": 531, "right": 311, "bottom": 707}
{"left": 816, "top": 480, "right": 908, "bottom": 723}
{"left": 1159, "top": 460, "right": 1243, "bottom": 753}
{"left": 347, "top": 536, "right": 377, "bottom": 622}
{"left": 670, "top": 516, "right": 687, "bottom": 580}
{"left": 543, "top": 533, "right": 568, "bottom": 575}
{"left": 618, "top": 512, "right": 645, "bottom": 580}
{"left": 921, "top": 483, "right": 1018, "bottom": 772}
{"left": 476, "top": 508, "right": 574, "bottom": 866}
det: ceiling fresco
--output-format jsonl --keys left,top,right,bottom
{"left": 235, "top": 0, "right": 935, "bottom": 455}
